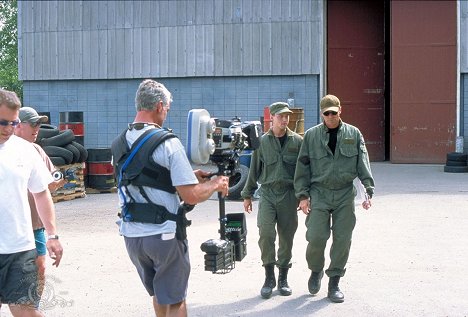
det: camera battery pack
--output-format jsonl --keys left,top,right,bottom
{"left": 200, "top": 239, "right": 235, "bottom": 274}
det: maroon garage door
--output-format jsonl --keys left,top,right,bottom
{"left": 327, "top": 0, "right": 386, "bottom": 161}
{"left": 391, "top": 1, "right": 456, "bottom": 163}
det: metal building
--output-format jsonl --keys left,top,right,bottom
{"left": 18, "top": 0, "right": 468, "bottom": 163}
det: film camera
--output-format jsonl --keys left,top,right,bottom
{"left": 187, "top": 109, "right": 261, "bottom": 168}
{"left": 209, "top": 117, "right": 261, "bottom": 177}
{"left": 187, "top": 109, "right": 262, "bottom": 273}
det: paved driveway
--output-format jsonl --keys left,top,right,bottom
{"left": 1, "top": 163, "right": 467, "bottom": 317}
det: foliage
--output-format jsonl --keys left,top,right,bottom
{"left": 0, "top": 0, "right": 22, "bottom": 100}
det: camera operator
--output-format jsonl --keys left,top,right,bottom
{"left": 241, "top": 102, "right": 303, "bottom": 299}
{"left": 111, "top": 79, "right": 228, "bottom": 317}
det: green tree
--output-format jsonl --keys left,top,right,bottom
{"left": 0, "top": 0, "right": 22, "bottom": 100}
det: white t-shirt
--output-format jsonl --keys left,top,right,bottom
{"left": 0, "top": 135, "right": 54, "bottom": 254}
{"left": 118, "top": 127, "right": 198, "bottom": 237}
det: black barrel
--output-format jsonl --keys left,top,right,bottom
{"left": 86, "top": 148, "right": 115, "bottom": 190}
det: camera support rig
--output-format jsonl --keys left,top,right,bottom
{"left": 187, "top": 109, "right": 260, "bottom": 273}
{"left": 209, "top": 150, "right": 242, "bottom": 241}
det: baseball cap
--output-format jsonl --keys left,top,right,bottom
{"left": 270, "top": 102, "right": 293, "bottom": 115}
{"left": 320, "top": 95, "right": 341, "bottom": 113}
{"left": 19, "top": 107, "right": 48, "bottom": 123}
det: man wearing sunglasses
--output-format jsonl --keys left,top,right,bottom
{"left": 111, "top": 79, "right": 229, "bottom": 317}
{"left": 0, "top": 89, "right": 63, "bottom": 316}
{"left": 294, "top": 94, "right": 375, "bottom": 303}
{"left": 14, "top": 107, "right": 67, "bottom": 303}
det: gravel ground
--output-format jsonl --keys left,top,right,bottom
{"left": 1, "top": 162, "right": 468, "bottom": 317}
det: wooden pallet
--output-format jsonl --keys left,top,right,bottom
{"left": 51, "top": 163, "right": 86, "bottom": 197}
{"left": 52, "top": 187, "right": 85, "bottom": 197}
{"left": 52, "top": 191, "right": 86, "bottom": 203}
{"left": 86, "top": 187, "right": 117, "bottom": 194}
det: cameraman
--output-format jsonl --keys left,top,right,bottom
{"left": 111, "top": 79, "right": 228, "bottom": 317}
{"left": 241, "top": 102, "right": 303, "bottom": 299}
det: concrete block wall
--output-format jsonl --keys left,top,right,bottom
{"left": 23, "top": 75, "right": 319, "bottom": 149}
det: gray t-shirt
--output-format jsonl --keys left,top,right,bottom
{"left": 118, "top": 126, "right": 198, "bottom": 237}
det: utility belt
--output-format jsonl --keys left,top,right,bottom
{"left": 262, "top": 182, "right": 294, "bottom": 193}
{"left": 122, "top": 202, "right": 193, "bottom": 241}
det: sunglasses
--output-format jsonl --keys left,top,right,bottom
{"left": 323, "top": 111, "right": 338, "bottom": 116}
{"left": 28, "top": 121, "right": 42, "bottom": 128}
{"left": 0, "top": 119, "right": 21, "bottom": 127}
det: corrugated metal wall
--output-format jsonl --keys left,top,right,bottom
{"left": 19, "top": 0, "right": 322, "bottom": 80}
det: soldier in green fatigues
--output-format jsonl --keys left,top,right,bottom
{"left": 294, "top": 94, "right": 375, "bottom": 303}
{"left": 241, "top": 102, "right": 303, "bottom": 299}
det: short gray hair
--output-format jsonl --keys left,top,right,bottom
{"left": 135, "top": 79, "right": 172, "bottom": 111}
{"left": 0, "top": 89, "right": 21, "bottom": 111}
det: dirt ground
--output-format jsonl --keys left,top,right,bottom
{"left": 1, "top": 162, "right": 468, "bottom": 317}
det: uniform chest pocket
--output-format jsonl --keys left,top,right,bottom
{"left": 263, "top": 155, "right": 278, "bottom": 166}
{"left": 282, "top": 155, "right": 297, "bottom": 177}
{"left": 339, "top": 145, "right": 358, "bottom": 158}
{"left": 283, "top": 155, "right": 297, "bottom": 165}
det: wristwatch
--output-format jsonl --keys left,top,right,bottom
{"left": 47, "top": 234, "right": 59, "bottom": 240}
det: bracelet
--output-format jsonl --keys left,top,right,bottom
{"left": 47, "top": 234, "right": 59, "bottom": 240}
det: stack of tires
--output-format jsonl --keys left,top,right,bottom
{"left": 444, "top": 152, "right": 468, "bottom": 173}
{"left": 36, "top": 124, "right": 88, "bottom": 166}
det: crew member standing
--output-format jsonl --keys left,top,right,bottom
{"left": 15, "top": 106, "right": 66, "bottom": 300}
{"left": 0, "top": 89, "right": 63, "bottom": 316}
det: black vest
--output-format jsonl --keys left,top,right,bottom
{"left": 111, "top": 128, "right": 177, "bottom": 194}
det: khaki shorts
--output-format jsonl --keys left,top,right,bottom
{"left": 0, "top": 249, "right": 39, "bottom": 307}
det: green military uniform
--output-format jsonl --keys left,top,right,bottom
{"left": 294, "top": 121, "right": 374, "bottom": 277}
{"left": 241, "top": 127, "right": 303, "bottom": 268}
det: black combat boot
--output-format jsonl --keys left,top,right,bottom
{"left": 277, "top": 267, "right": 292, "bottom": 296}
{"left": 327, "top": 276, "right": 345, "bottom": 303}
{"left": 308, "top": 270, "right": 324, "bottom": 295}
{"left": 260, "top": 264, "right": 276, "bottom": 299}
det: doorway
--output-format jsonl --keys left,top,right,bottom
{"left": 327, "top": 0, "right": 389, "bottom": 161}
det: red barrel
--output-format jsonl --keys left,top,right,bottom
{"left": 60, "top": 111, "right": 84, "bottom": 145}
{"left": 263, "top": 106, "right": 271, "bottom": 132}
{"left": 86, "top": 148, "right": 115, "bottom": 190}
